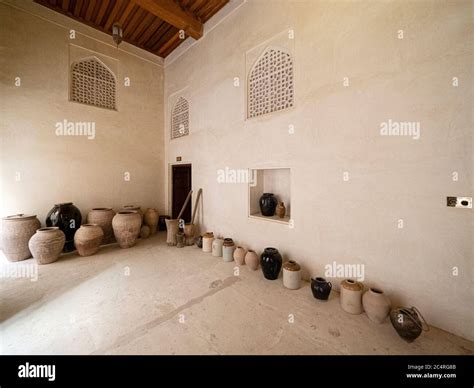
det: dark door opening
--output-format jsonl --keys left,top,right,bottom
{"left": 172, "top": 164, "right": 192, "bottom": 222}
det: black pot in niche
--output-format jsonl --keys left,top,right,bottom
{"left": 259, "top": 193, "right": 277, "bottom": 216}
{"left": 46, "top": 202, "right": 82, "bottom": 252}
{"left": 260, "top": 247, "right": 282, "bottom": 280}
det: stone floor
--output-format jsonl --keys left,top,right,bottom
{"left": 1, "top": 233, "right": 472, "bottom": 355}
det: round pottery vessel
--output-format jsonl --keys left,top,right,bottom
{"left": 245, "top": 250, "right": 259, "bottom": 271}
{"left": 311, "top": 277, "right": 332, "bottom": 301}
{"left": 0, "top": 214, "right": 41, "bottom": 262}
{"left": 120, "top": 206, "right": 143, "bottom": 221}
{"left": 259, "top": 193, "right": 278, "bottom": 216}
{"left": 140, "top": 225, "right": 151, "bottom": 239}
{"left": 74, "top": 224, "right": 104, "bottom": 256}
{"left": 390, "top": 306, "right": 429, "bottom": 342}
{"left": 282, "top": 260, "right": 301, "bottom": 289}
{"left": 212, "top": 237, "right": 224, "bottom": 257}
{"left": 202, "top": 232, "right": 214, "bottom": 253}
{"left": 362, "top": 287, "right": 391, "bottom": 323}
{"left": 29, "top": 227, "right": 65, "bottom": 265}
{"left": 276, "top": 202, "right": 286, "bottom": 218}
{"left": 233, "top": 246, "right": 247, "bottom": 265}
{"left": 112, "top": 211, "right": 141, "bottom": 248}
{"left": 46, "top": 202, "right": 82, "bottom": 252}
{"left": 195, "top": 235, "right": 203, "bottom": 248}
{"left": 340, "top": 279, "right": 364, "bottom": 314}
{"left": 260, "top": 247, "right": 282, "bottom": 280}
{"left": 144, "top": 208, "right": 159, "bottom": 234}
{"left": 87, "top": 208, "right": 115, "bottom": 244}
{"left": 222, "top": 238, "right": 235, "bottom": 262}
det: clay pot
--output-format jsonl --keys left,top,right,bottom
{"left": 245, "top": 250, "right": 259, "bottom": 271}
{"left": 276, "top": 202, "right": 286, "bottom": 218}
{"left": 260, "top": 247, "right": 282, "bottom": 280}
{"left": 112, "top": 211, "right": 141, "bottom": 248}
{"left": 165, "top": 219, "right": 179, "bottom": 245}
{"left": 120, "top": 206, "right": 143, "bottom": 221}
{"left": 74, "top": 224, "right": 104, "bottom": 256}
{"left": 212, "top": 237, "right": 224, "bottom": 257}
{"left": 282, "top": 260, "right": 301, "bottom": 289}
{"left": 362, "top": 287, "right": 391, "bottom": 323}
{"left": 144, "top": 208, "right": 159, "bottom": 234}
{"left": 29, "top": 227, "right": 65, "bottom": 265}
{"left": 233, "top": 246, "right": 247, "bottom": 265}
{"left": 46, "top": 202, "right": 82, "bottom": 252}
{"left": 176, "top": 231, "right": 185, "bottom": 248}
{"left": 140, "top": 225, "right": 151, "bottom": 239}
{"left": 259, "top": 193, "right": 277, "bottom": 216}
{"left": 0, "top": 214, "right": 41, "bottom": 261}
{"left": 311, "top": 277, "right": 332, "bottom": 301}
{"left": 390, "top": 306, "right": 429, "bottom": 342}
{"left": 340, "top": 279, "right": 364, "bottom": 314}
{"left": 222, "top": 238, "right": 235, "bottom": 262}
{"left": 195, "top": 235, "right": 203, "bottom": 248}
{"left": 202, "top": 232, "right": 214, "bottom": 253}
{"left": 87, "top": 208, "right": 115, "bottom": 244}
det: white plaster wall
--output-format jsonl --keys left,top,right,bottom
{"left": 0, "top": 3, "right": 165, "bottom": 223}
{"left": 164, "top": 0, "right": 473, "bottom": 340}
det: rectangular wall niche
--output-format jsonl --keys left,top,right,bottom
{"left": 249, "top": 168, "right": 291, "bottom": 225}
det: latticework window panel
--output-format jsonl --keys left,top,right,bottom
{"left": 248, "top": 47, "right": 294, "bottom": 118}
{"left": 171, "top": 97, "right": 189, "bottom": 139}
{"left": 71, "top": 57, "right": 116, "bottom": 110}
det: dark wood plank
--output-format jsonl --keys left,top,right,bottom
{"left": 130, "top": 12, "right": 154, "bottom": 41}
{"left": 73, "top": 0, "right": 84, "bottom": 17}
{"left": 94, "top": 0, "right": 109, "bottom": 25}
{"left": 85, "top": 0, "right": 97, "bottom": 21}
{"left": 103, "top": 0, "right": 124, "bottom": 31}
{"left": 136, "top": 18, "right": 163, "bottom": 46}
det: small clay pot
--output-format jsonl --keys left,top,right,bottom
{"left": 282, "top": 260, "right": 301, "bottom": 289}
{"left": 0, "top": 214, "right": 41, "bottom": 262}
{"left": 340, "top": 279, "right": 364, "bottom": 314}
{"left": 29, "top": 227, "right": 65, "bottom": 265}
{"left": 362, "top": 287, "right": 391, "bottom": 323}
{"left": 276, "top": 202, "right": 286, "bottom": 218}
{"left": 140, "top": 225, "right": 151, "bottom": 239}
{"left": 233, "top": 246, "right": 247, "bottom": 265}
{"left": 202, "top": 232, "right": 214, "bottom": 252}
{"left": 143, "top": 208, "right": 159, "bottom": 234}
{"left": 87, "top": 208, "right": 115, "bottom": 244}
{"left": 390, "top": 306, "right": 429, "bottom": 342}
{"left": 311, "top": 277, "right": 332, "bottom": 301}
{"left": 74, "top": 224, "right": 104, "bottom": 256}
{"left": 212, "top": 237, "right": 224, "bottom": 257}
{"left": 245, "top": 250, "right": 259, "bottom": 271}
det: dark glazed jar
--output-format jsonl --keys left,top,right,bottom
{"left": 260, "top": 247, "right": 282, "bottom": 280}
{"left": 158, "top": 215, "right": 170, "bottom": 231}
{"left": 311, "top": 277, "right": 332, "bottom": 300}
{"left": 390, "top": 306, "right": 429, "bottom": 342}
{"left": 46, "top": 202, "right": 82, "bottom": 252}
{"left": 259, "top": 193, "right": 278, "bottom": 216}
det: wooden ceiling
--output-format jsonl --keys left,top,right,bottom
{"left": 34, "top": 0, "right": 229, "bottom": 58}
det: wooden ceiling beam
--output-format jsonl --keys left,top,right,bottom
{"left": 133, "top": 0, "right": 203, "bottom": 40}
{"left": 103, "top": 0, "right": 124, "bottom": 31}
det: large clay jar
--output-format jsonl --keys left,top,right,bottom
{"left": 87, "top": 208, "right": 115, "bottom": 244}
{"left": 245, "top": 250, "right": 259, "bottom": 271}
{"left": 390, "top": 306, "right": 429, "bottom": 342}
{"left": 144, "top": 208, "right": 159, "bottom": 234}
{"left": 112, "top": 211, "right": 141, "bottom": 248}
{"left": 276, "top": 202, "right": 286, "bottom": 218}
{"left": 0, "top": 214, "right": 40, "bottom": 262}
{"left": 340, "top": 279, "right": 364, "bottom": 314}
{"left": 233, "top": 246, "right": 247, "bottom": 265}
{"left": 259, "top": 193, "right": 278, "bottom": 216}
{"left": 29, "top": 227, "right": 65, "bottom": 265}
{"left": 260, "top": 247, "right": 282, "bottom": 280}
{"left": 282, "top": 260, "right": 301, "bottom": 289}
{"left": 202, "top": 232, "right": 214, "bottom": 253}
{"left": 362, "top": 287, "right": 391, "bottom": 323}
{"left": 74, "top": 224, "right": 104, "bottom": 256}
{"left": 311, "top": 277, "right": 332, "bottom": 301}
{"left": 212, "top": 237, "right": 224, "bottom": 257}
{"left": 46, "top": 202, "right": 82, "bottom": 252}
{"left": 222, "top": 238, "right": 235, "bottom": 262}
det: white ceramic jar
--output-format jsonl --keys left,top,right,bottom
{"left": 212, "top": 237, "right": 224, "bottom": 257}
{"left": 362, "top": 287, "right": 391, "bottom": 323}
{"left": 222, "top": 238, "right": 235, "bottom": 262}
{"left": 282, "top": 260, "right": 301, "bottom": 290}
{"left": 340, "top": 279, "right": 364, "bottom": 314}
{"left": 202, "top": 232, "right": 214, "bottom": 253}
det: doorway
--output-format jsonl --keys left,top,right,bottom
{"left": 171, "top": 164, "right": 192, "bottom": 222}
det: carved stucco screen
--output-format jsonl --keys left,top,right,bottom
{"left": 171, "top": 96, "right": 189, "bottom": 139}
{"left": 248, "top": 47, "right": 294, "bottom": 118}
{"left": 71, "top": 57, "right": 117, "bottom": 110}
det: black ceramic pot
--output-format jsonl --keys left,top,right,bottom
{"left": 259, "top": 193, "right": 277, "bottom": 216}
{"left": 389, "top": 307, "right": 429, "bottom": 342}
{"left": 46, "top": 202, "right": 82, "bottom": 252}
{"left": 158, "top": 215, "right": 170, "bottom": 231}
{"left": 195, "top": 235, "right": 203, "bottom": 248}
{"left": 311, "top": 277, "right": 332, "bottom": 300}
{"left": 260, "top": 247, "right": 282, "bottom": 280}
